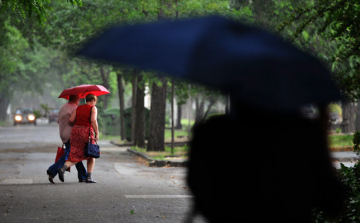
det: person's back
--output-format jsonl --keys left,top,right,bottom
{"left": 187, "top": 107, "right": 347, "bottom": 222}
{"left": 58, "top": 102, "right": 77, "bottom": 143}
{"left": 74, "top": 104, "right": 93, "bottom": 127}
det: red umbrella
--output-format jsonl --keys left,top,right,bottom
{"left": 58, "top": 84, "right": 110, "bottom": 100}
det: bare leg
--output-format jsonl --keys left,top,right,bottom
{"left": 87, "top": 158, "right": 95, "bottom": 173}
{"left": 58, "top": 161, "right": 77, "bottom": 182}
{"left": 86, "top": 158, "right": 97, "bottom": 183}
{"left": 64, "top": 161, "right": 77, "bottom": 168}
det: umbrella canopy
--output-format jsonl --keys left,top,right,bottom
{"left": 58, "top": 84, "right": 110, "bottom": 100}
{"left": 75, "top": 16, "right": 342, "bottom": 112}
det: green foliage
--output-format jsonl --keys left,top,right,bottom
{"left": 0, "top": 0, "right": 82, "bottom": 24}
{"left": 174, "top": 79, "right": 191, "bottom": 105}
{"left": 131, "top": 145, "right": 189, "bottom": 160}
{"left": 329, "top": 134, "right": 353, "bottom": 147}
{"left": 32, "top": 109, "right": 43, "bottom": 118}
{"left": 0, "top": 120, "right": 7, "bottom": 126}
{"left": 353, "top": 131, "right": 360, "bottom": 155}
{"left": 40, "top": 103, "right": 52, "bottom": 117}
{"left": 181, "top": 119, "right": 195, "bottom": 130}
{"left": 165, "top": 114, "right": 170, "bottom": 126}
{"left": 336, "top": 128, "right": 341, "bottom": 134}
{"left": 312, "top": 162, "right": 360, "bottom": 222}
{"left": 328, "top": 103, "right": 342, "bottom": 115}
{"left": 276, "top": 0, "right": 360, "bottom": 100}
{"left": 0, "top": 20, "right": 29, "bottom": 93}
{"left": 164, "top": 129, "right": 188, "bottom": 139}
{"left": 206, "top": 113, "right": 225, "bottom": 120}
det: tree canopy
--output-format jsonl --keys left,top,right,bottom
{"left": 3, "top": 0, "right": 358, "bottom": 120}
{"left": 276, "top": 0, "right": 360, "bottom": 99}
{"left": 0, "top": 0, "right": 82, "bottom": 23}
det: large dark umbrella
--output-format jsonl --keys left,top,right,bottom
{"left": 76, "top": 16, "right": 341, "bottom": 112}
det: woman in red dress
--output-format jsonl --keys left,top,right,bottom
{"left": 58, "top": 94, "right": 99, "bottom": 183}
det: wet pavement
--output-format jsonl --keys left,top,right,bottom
{"left": 0, "top": 123, "right": 205, "bottom": 223}
{"left": 1, "top": 123, "right": 359, "bottom": 222}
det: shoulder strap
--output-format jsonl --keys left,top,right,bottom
{"left": 88, "top": 106, "right": 93, "bottom": 138}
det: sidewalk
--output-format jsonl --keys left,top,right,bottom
{"left": 331, "top": 151, "right": 359, "bottom": 162}
{"left": 331, "top": 151, "right": 359, "bottom": 169}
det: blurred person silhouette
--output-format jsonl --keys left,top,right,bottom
{"left": 186, "top": 103, "right": 348, "bottom": 222}
{"left": 46, "top": 94, "right": 87, "bottom": 183}
{"left": 74, "top": 16, "right": 349, "bottom": 222}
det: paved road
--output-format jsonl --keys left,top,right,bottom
{"left": 0, "top": 124, "right": 204, "bottom": 223}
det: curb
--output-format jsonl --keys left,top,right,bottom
{"left": 115, "top": 142, "right": 359, "bottom": 165}
{"left": 126, "top": 148, "right": 188, "bottom": 167}
{"left": 331, "top": 157, "right": 359, "bottom": 162}
{"left": 110, "top": 141, "right": 191, "bottom": 147}
{"left": 110, "top": 141, "right": 133, "bottom": 147}
{"left": 329, "top": 147, "right": 354, "bottom": 152}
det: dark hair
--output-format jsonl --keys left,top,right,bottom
{"left": 69, "top": 95, "right": 79, "bottom": 102}
{"left": 86, "top": 94, "right": 97, "bottom": 102}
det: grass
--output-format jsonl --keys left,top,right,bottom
{"left": 165, "top": 119, "right": 194, "bottom": 130}
{"left": 328, "top": 134, "right": 354, "bottom": 147}
{"left": 103, "top": 128, "right": 353, "bottom": 149}
{"left": 164, "top": 129, "right": 190, "bottom": 140}
{"left": 103, "top": 129, "right": 190, "bottom": 141}
{"left": 180, "top": 119, "right": 195, "bottom": 129}
{"left": 131, "top": 145, "right": 189, "bottom": 160}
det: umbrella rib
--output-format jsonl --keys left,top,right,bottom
{"left": 82, "top": 90, "right": 89, "bottom": 97}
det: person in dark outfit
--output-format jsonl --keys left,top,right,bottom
{"left": 186, "top": 104, "right": 348, "bottom": 223}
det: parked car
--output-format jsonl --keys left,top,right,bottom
{"left": 13, "top": 108, "right": 36, "bottom": 126}
{"left": 48, "top": 108, "right": 60, "bottom": 123}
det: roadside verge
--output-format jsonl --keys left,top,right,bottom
{"left": 110, "top": 141, "right": 188, "bottom": 167}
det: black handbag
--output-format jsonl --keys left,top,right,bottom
{"left": 84, "top": 106, "right": 100, "bottom": 158}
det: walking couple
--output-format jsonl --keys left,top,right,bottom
{"left": 46, "top": 94, "right": 99, "bottom": 183}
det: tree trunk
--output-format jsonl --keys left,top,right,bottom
{"left": 176, "top": 103, "right": 182, "bottom": 129}
{"left": 117, "top": 73, "right": 126, "bottom": 140}
{"left": 131, "top": 71, "right": 138, "bottom": 143}
{"left": 355, "top": 102, "right": 360, "bottom": 132}
{"left": 0, "top": 97, "right": 10, "bottom": 121}
{"left": 350, "top": 102, "right": 356, "bottom": 133}
{"left": 0, "top": 89, "right": 11, "bottom": 121}
{"left": 225, "top": 94, "right": 231, "bottom": 115}
{"left": 341, "top": 100, "right": 355, "bottom": 133}
{"left": 134, "top": 74, "right": 145, "bottom": 148}
{"left": 194, "top": 95, "right": 205, "bottom": 126}
{"left": 147, "top": 77, "right": 167, "bottom": 151}
{"left": 188, "top": 84, "right": 192, "bottom": 139}
{"left": 171, "top": 78, "right": 175, "bottom": 153}
{"left": 100, "top": 66, "right": 110, "bottom": 110}
{"left": 201, "top": 96, "right": 217, "bottom": 122}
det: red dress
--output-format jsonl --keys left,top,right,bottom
{"left": 67, "top": 104, "right": 95, "bottom": 162}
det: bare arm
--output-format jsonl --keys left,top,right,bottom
{"left": 91, "top": 106, "right": 99, "bottom": 141}
{"left": 69, "top": 110, "right": 76, "bottom": 125}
